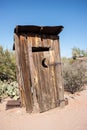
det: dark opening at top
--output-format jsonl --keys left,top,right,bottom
{"left": 32, "top": 47, "right": 49, "bottom": 52}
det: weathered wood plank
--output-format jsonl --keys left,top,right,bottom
{"left": 42, "top": 35, "right": 51, "bottom": 48}
{"left": 27, "top": 36, "right": 40, "bottom": 113}
{"left": 43, "top": 51, "right": 51, "bottom": 110}
{"left": 27, "top": 34, "right": 41, "bottom": 47}
{"left": 19, "top": 35, "right": 33, "bottom": 112}
{"left": 32, "top": 52, "right": 43, "bottom": 112}
{"left": 49, "top": 36, "right": 59, "bottom": 106}
{"left": 49, "top": 50, "right": 58, "bottom": 108}
{"left": 14, "top": 34, "right": 25, "bottom": 107}
{"left": 53, "top": 37, "right": 65, "bottom": 107}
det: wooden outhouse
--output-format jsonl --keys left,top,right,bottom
{"left": 14, "top": 25, "right": 65, "bottom": 113}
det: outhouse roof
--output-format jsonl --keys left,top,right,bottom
{"left": 14, "top": 25, "right": 64, "bottom": 35}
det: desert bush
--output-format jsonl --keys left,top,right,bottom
{"left": 72, "top": 47, "right": 87, "bottom": 59}
{"left": 62, "top": 60, "right": 87, "bottom": 94}
{"left": 0, "top": 46, "right": 16, "bottom": 81}
{"left": 0, "top": 81, "right": 19, "bottom": 100}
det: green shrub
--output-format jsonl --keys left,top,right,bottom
{"left": 0, "top": 81, "right": 20, "bottom": 100}
{"left": 0, "top": 46, "right": 16, "bottom": 81}
{"left": 62, "top": 60, "right": 87, "bottom": 94}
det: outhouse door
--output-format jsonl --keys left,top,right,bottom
{"left": 29, "top": 49, "right": 59, "bottom": 112}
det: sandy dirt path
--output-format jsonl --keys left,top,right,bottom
{"left": 0, "top": 88, "right": 87, "bottom": 130}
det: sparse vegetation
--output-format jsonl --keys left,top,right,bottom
{"left": 62, "top": 56, "right": 87, "bottom": 94}
{"left": 0, "top": 46, "right": 19, "bottom": 100}
{"left": 0, "top": 46, "right": 16, "bottom": 81}
{"left": 72, "top": 47, "right": 87, "bottom": 59}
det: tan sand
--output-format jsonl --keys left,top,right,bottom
{"left": 0, "top": 88, "right": 87, "bottom": 130}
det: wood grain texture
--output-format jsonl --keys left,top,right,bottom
{"left": 14, "top": 33, "right": 64, "bottom": 113}
{"left": 14, "top": 34, "right": 25, "bottom": 107}
{"left": 18, "top": 35, "right": 33, "bottom": 112}
{"left": 53, "top": 38, "right": 65, "bottom": 107}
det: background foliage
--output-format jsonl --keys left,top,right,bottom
{"left": 0, "top": 46, "right": 16, "bottom": 81}
{"left": 0, "top": 46, "right": 19, "bottom": 100}
{"left": 72, "top": 47, "right": 87, "bottom": 59}
{"left": 62, "top": 47, "right": 87, "bottom": 93}
{"left": 62, "top": 59, "right": 87, "bottom": 93}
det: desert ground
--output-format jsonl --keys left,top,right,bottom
{"left": 0, "top": 87, "right": 87, "bottom": 130}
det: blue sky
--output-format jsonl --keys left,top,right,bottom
{"left": 0, "top": 0, "right": 87, "bottom": 57}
